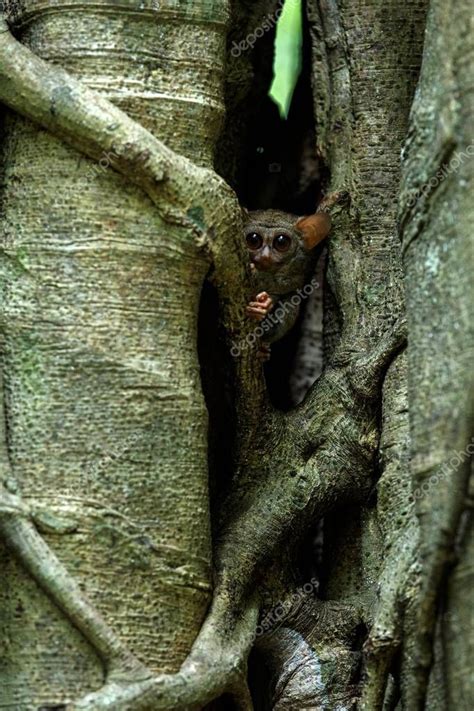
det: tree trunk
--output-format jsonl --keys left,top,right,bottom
{"left": 1, "top": 1, "right": 231, "bottom": 707}
{"left": 399, "top": 0, "right": 474, "bottom": 707}
{"left": 0, "top": 0, "right": 472, "bottom": 709}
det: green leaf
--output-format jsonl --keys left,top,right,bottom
{"left": 269, "top": 0, "right": 303, "bottom": 119}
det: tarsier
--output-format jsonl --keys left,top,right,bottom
{"left": 244, "top": 204, "right": 333, "bottom": 359}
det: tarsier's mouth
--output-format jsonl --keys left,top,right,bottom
{"left": 251, "top": 259, "right": 283, "bottom": 273}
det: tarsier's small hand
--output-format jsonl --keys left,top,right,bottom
{"left": 246, "top": 292, "right": 274, "bottom": 321}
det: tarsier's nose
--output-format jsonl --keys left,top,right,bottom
{"left": 253, "top": 246, "right": 273, "bottom": 270}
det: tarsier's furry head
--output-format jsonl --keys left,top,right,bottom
{"left": 243, "top": 208, "right": 331, "bottom": 294}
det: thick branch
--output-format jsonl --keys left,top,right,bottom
{"left": 70, "top": 591, "right": 259, "bottom": 710}
{"left": 216, "top": 317, "right": 406, "bottom": 601}
{"left": 0, "top": 18, "right": 234, "bottom": 240}
{"left": 0, "top": 489, "right": 149, "bottom": 682}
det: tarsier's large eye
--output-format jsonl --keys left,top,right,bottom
{"left": 273, "top": 234, "right": 292, "bottom": 252}
{"left": 246, "top": 232, "right": 263, "bottom": 250}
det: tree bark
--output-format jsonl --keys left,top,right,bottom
{"left": 258, "top": 1, "right": 427, "bottom": 706}
{"left": 0, "top": 1, "right": 237, "bottom": 707}
{"left": 399, "top": 0, "right": 474, "bottom": 707}
{"left": 0, "top": 0, "right": 472, "bottom": 709}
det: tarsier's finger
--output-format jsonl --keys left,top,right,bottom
{"left": 254, "top": 295, "right": 273, "bottom": 312}
{"left": 247, "top": 301, "right": 268, "bottom": 311}
{"left": 246, "top": 307, "right": 266, "bottom": 321}
{"left": 247, "top": 304, "right": 270, "bottom": 317}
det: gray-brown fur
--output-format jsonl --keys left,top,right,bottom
{"left": 244, "top": 208, "right": 332, "bottom": 349}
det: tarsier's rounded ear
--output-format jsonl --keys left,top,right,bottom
{"left": 295, "top": 212, "right": 332, "bottom": 249}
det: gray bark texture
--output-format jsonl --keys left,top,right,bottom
{"left": 399, "top": 0, "right": 474, "bottom": 707}
{"left": 0, "top": 0, "right": 472, "bottom": 709}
